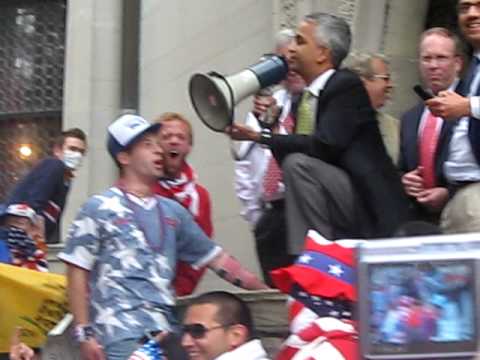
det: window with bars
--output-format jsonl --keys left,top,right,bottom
{"left": 0, "top": 0, "right": 66, "bottom": 202}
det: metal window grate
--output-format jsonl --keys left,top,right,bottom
{"left": 0, "top": 0, "right": 66, "bottom": 115}
{"left": 0, "top": 0, "right": 66, "bottom": 203}
{"left": 0, "top": 115, "right": 62, "bottom": 202}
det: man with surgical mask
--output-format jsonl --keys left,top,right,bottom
{"left": 6, "top": 128, "right": 87, "bottom": 243}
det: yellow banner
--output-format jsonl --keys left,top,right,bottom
{"left": 0, "top": 263, "right": 67, "bottom": 352}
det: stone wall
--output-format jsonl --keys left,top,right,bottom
{"left": 53, "top": 0, "right": 432, "bottom": 287}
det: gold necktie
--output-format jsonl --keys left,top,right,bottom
{"left": 296, "top": 91, "right": 314, "bottom": 135}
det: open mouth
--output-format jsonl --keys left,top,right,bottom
{"left": 168, "top": 150, "right": 180, "bottom": 159}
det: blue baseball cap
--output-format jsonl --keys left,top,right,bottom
{"left": 107, "top": 114, "right": 161, "bottom": 160}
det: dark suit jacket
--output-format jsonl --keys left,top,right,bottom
{"left": 399, "top": 102, "right": 455, "bottom": 186}
{"left": 398, "top": 102, "right": 456, "bottom": 222}
{"left": 266, "top": 69, "right": 410, "bottom": 238}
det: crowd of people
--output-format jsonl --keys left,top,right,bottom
{"left": 3, "top": 0, "right": 480, "bottom": 359}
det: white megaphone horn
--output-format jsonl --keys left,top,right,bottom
{"left": 189, "top": 54, "right": 288, "bottom": 132}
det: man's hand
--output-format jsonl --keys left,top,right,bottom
{"left": 80, "top": 338, "right": 106, "bottom": 360}
{"left": 425, "top": 91, "right": 470, "bottom": 119}
{"left": 401, "top": 168, "right": 425, "bottom": 197}
{"left": 416, "top": 187, "right": 449, "bottom": 211}
{"left": 9, "top": 328, "right": 36, "bottom": 360}
{"left": 226, "top": 124, "right": 261, "bottom": 142}
{"left": 253, "top": 93, "right": 277, "bottom": 119}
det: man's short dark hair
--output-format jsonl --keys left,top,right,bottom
{"left": 54, "top": 128, "right": 87, "bottom": 148}
{"left": 189, "top": 291, "right": 255, "bottom": 340}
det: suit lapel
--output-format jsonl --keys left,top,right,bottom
{"left": 406, "top": 103, "right": 424, "bottom": 167}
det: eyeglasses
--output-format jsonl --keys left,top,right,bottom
{"left": 181, "top": 323, "right": 232, "bottom": 339}
{"left": 373, "top": 74, "right": 391, "bottom": 82}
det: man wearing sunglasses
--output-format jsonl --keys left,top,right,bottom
{"left": 182, "top": 291, "right": 269, "bottom": 360}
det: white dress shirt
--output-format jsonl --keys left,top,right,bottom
{"left": 306, "top": 69, "right": 336, "bottom": 116}
{"left": 444, "top": 55, "right": 480, "bottom": 182}
{"left": 234, "top": 88, "right": 292, "bottom": 227}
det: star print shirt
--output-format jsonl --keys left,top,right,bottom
{"left": 58, "top": 187, "right": 221, "bottom": 347}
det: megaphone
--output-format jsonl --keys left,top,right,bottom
{"left": 189, "top": 54, "right": 288, "bottom": 132}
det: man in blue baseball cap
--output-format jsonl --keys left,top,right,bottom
{"left": 59, "top": 114, "right": 267, "bottom": 360}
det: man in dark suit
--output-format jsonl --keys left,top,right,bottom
{"left": 399, "top": 28, "right": 463, "bottom": 223}
{"left": 425, "top": 0, "right": 480, "bottom": 233}
{"left": 228, "top": 12, "right": 410, "bottom": 254}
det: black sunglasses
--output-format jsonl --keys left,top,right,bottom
{"left": 181, "top": 323, "right": 232, "bottom": 339}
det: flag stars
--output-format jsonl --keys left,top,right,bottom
{"left": 298, "top": 254, "right": 313, "bottom": 264}
{"left": 328, "top": 264, "right": 344, "bottom": 277}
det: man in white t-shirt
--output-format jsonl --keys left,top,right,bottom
{"left": 182, "top": 291, "right": 269, "bottom": 360}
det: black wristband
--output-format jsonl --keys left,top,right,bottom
{"left": 259, "top": 128, "right": 272, "bottom": 147}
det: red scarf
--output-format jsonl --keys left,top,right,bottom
{"left": 154, "top": 162, "right": 200, "bottom": 217}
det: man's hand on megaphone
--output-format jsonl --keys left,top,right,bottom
{"left": 226, "top": 124, "right": 261, "bottom": 142}
{"left": 253, "top": 93, "right": 276, "bottom": 120}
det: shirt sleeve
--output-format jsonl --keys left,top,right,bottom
{"left": 234, "top": 159, "right": 262, "bottom": 226}
{"left": 234, "top": 112, "right": 264, "bottom": 227}
{"left": 57, "top": 198, "right": 101, "bottom": 270}
{"left": 470, "top": 96, "right": 480, "bottom": 119}
{"left": 8, "top": 158, "right": 65, "bottom": 214}
{"left": 174, "top": 203, "right": 221, "bottom": 269}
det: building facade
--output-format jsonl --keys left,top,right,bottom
{"left": 2, "top": 0, "right": 458, "bottom": 289}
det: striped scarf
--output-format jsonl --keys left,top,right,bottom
{"left": 156, "top": 162, "right": 199, "bottom": 216}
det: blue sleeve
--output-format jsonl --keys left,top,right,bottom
{"left": 0, "top": 243, "right": 11, "bottom": 263}
{"left": 58, "top": 197, "right": 101, "bottom": 270}
{"left": 0, "top": 230, "right": 11, "bottom": 264}
{"left": 172, "top": 203, "right": 221, "bottom": 269}
{"left": 9, "top": 158, "right": 65, "bottom": 213}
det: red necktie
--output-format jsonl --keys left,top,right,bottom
{"left": 419, "top": 111, "right": 440, "bottom": 189}
{"left": 262, "top": 113, "right": 295, "bottom": 201}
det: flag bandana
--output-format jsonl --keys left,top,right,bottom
{"left": 291, "top": 284, "right": 353, "bottom": 320}
{"left": 270, "top": 230, "right": 361, "bottom": 302}
{"left": 272, "top": 230, "right": 362, "bottom": 360}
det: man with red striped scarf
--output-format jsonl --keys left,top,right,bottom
{"left": 271, "top": 230, "right": 360, "bottom": 360}
{"left": 153, "top": 112, "right": 213, "bottom": 296}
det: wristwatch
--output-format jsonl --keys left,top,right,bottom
{"left": 259, "top": 128, "right": 272, "bottom": 147}
{"left": 73, "top": 324, "right": 95, "bottom": 342}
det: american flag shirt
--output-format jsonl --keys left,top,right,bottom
{"left": 59, "top": 187, "right": 221, "bottom": 348}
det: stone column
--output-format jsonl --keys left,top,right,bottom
{"left": 60, "top": 0, "right": 123, "bottom": 245}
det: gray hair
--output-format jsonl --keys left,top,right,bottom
{"left": 275, "top": 28, "right": 295, "bottom": 50}
{"left": 345, "top": 52, "right": 389, "bottom": 80}
{"left": 304, "top": 13, "right": 351, "bottom": 68}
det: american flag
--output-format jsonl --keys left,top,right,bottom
{"left": 275, "top": 298, "right": 358, "bottom": 360}
{"left": 271, "top": 230, "right": 362, "bottom": 360}
{"left": 128, "top": 339, "right": 164, "bottom": 360}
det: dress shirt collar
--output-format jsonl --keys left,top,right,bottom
{"left": 305, "top": 68, "right": 336, "bottom": 97}
{"left": 449, "top": 78, "right": 460, "bottom": 91}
